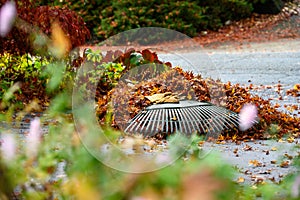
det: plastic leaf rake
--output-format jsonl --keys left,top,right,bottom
{"left": 124, "top": 100, "right": 239, "bottom": 136}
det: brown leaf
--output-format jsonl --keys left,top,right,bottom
{"left": 280, "top": 160, "right": 290, "bottom": 168}
{"left": 249, "top": 160, "right": 262, "bottom": 167}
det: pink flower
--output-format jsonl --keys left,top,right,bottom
{"left": 0, "top": 134, "right": 16, "bottom": 162}
{"left": 155, "top": 152, "right": 172, "bottom": 165}
{"left": 0, "top": 1, "right": 17, "bottom": 37}
{"left": 26, "top": 117, "right": 42, "bottom": 158}
{"left": 239, "top": 103, "right": 258, "bottom": 131}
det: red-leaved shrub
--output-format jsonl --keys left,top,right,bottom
{"left": 0, "top": 0, "right": 90, "bottom": 55}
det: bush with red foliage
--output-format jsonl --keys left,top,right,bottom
{"left": 0, "top": 0, "right": 90, "bottom": 55}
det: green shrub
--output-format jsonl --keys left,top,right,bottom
{"left": 0, "top": 53, "right": 75, "bottom": 110}
{"left": 97, "top": 1, "right": 207, "bottom": 40}
{"left": 36, "top": 0, "right": 288, "bottom": 42}
{"left": 39, "top": 0, "right": 254, "bottom": 41}
{"left": 196, "top": 0, "right": 253, "bottom": 30}
{"left": 0, "top": 53, "right": 48, "bottom": 109}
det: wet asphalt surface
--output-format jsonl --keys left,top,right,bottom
{"left": 1, "top": 39, "right": 299, "bottom": 185}
{"left": 158, "top": 39, "right": 300, "bottom": 87}
{"left": 158, "top": 39, "right": 300, "bottom": 184}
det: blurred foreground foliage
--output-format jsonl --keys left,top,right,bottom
{"left": 0, "top": 2, "right": 299, "bottom": 199}
{"left": 0, "top": 52, "right": 76, "bottom": 111}
{"left": 0, "top": 106, "right": 299, "bottom": 199}
{"left": 0, "top": 47, "right": 299, "bottom": 199}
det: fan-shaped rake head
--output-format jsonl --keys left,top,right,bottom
{"left": 124, "top": 100, "right": 239, "bottom": 136}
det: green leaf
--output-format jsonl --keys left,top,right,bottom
{"left": 48, "top": 92, "right": 71, "bottom": 115}
{"left": 44, "top": 62, "right": 66, "bottom": 92}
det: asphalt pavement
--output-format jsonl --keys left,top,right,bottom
{"left": 158, "top": 39, "right": 300, "bottom": 86}
{"left": 157, "top": 38, "right": 300, "bottom": 184}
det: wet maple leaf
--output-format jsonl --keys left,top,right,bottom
{"left": 287, "top": 137, "right": 295, "bottom": 143}
{"left": 270, "top": 148, "right": 278, "bottom": 154}
{"left": 271, "top": 160, "right": 277, "bottom": 164}
{"left": 284, "top": 153, "right": 293, "bottom": 160}
{"left": 279, "top": 160, "right": 290, "bottom": 168}
{"left": 237, "top": 177, "right": 245, "bottom": 183}
{"left": 243, "top": 144, "right": 252, "bottom": 151}
{"left": 141, "top": 49, "right": 158, "bottom": 62}
{"left": 249, "top": 160, "right": 262, "bottom": 167}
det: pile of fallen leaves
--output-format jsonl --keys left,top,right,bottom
{"left": 287, "top": 83, "right": 300, "bottom": 97}
{"left": 223, "top": 82, "right": 299, "bottom": 139}
{"left": 111, "top": 66, "right": 209, "bottom": 130}
{"left": 195, "top": 1, "right": 300, "bottom": 47}
{"left": 94, "top": 49, "right": 299, "bottom": 140}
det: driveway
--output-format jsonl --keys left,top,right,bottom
{"left": 158, "top": 39, "right": 300, "bottom": 86}
{"left": 157, "top": 38, "right": 300, "bottom": 184}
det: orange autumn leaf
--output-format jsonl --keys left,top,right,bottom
{"left": 271, "top": 147, "right": 277, "bottom": 151}
{"left": 141, "top": 49, "right": 158, "bottom": 62}
{"left": 237, "top": 177, "right": 245, "bottom": 183}
{"left": 280, "top": 160, "right": 290, "bottom": 168}
{"left": 50, "top": 21, "right": 71, "bottom": 58}
{"left": 248, "top": 160, "right": 262, "bottom": 167}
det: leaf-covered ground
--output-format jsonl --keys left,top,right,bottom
{"left": 3, "top": 4, "right": 300, "bottom": 141}
{"left": 91, "top": 48, "right": 300, "bottom": 141}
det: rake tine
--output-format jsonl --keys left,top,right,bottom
{"left": 185, "top": 107, "right": 200, "bottom": 133}
{"left": 124, "top": 100, "right": 239, "bottom": 136}
{"left": 225, "top": 113, "right": 240, "bottom": 128}
{"left": 174, "top": 109, "right": 184, "bottom": 133}
{"left": 168, "top": 109, "right": 173, "bottom": 133}
{"left": 150, "top": 109, "right": 160, "bottom": 134}
{"left": 190, "top": 106, "right": 211, "bottom": 134}
{"left": 162, "top": 108, "right": 167, "bottom": 133}
{"left": 156, "top": 109, "right": 163, "bottom": 133}
{"left": 227, "top": 112, "right": 240, "bottom": 126}
{"left": 146, "top": 110, "right": 155, "bottom": 135}
{"left": 170, "top": 109, "right": 178, "bottom": 133}
{"left": 188, "top": 107, "right": 201, "bottom": 133}
{"left": 204, "top": 106, "right": 225, "bottom": 133}
{"left": 125, "top": 111, "right": 145, "bottom": 133}
{"left": 183, "top": 108, "right": 193, "bottom": 134}
{"left": 208, "top": 106, "right": 227, "bottom": 132}
{"left": 145, "top": 109, "right": 156, "bottom": 134}
{"left": 194, "top": 106, "right": 218, "bottom": 133}
{"left": 138, "top": 109, "right": 153, "bottom": 133}
{"left": 180, "top": 108, "right": 193, "bottom": 134}
{"left": 210, "top": 106, "right": 235, "bottom": 131}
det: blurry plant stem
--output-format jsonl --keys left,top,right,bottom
{"left": 121, "top": 173, "right": 143, "bottom": 200}
{"left": 104, "top": 102, "right": 113, "bottom": 127}
{"left": 0, "top": 160, "right": 14, "bottom": 200}
{"left": 14, "top": 17, "right": 50, "bottom": 56}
